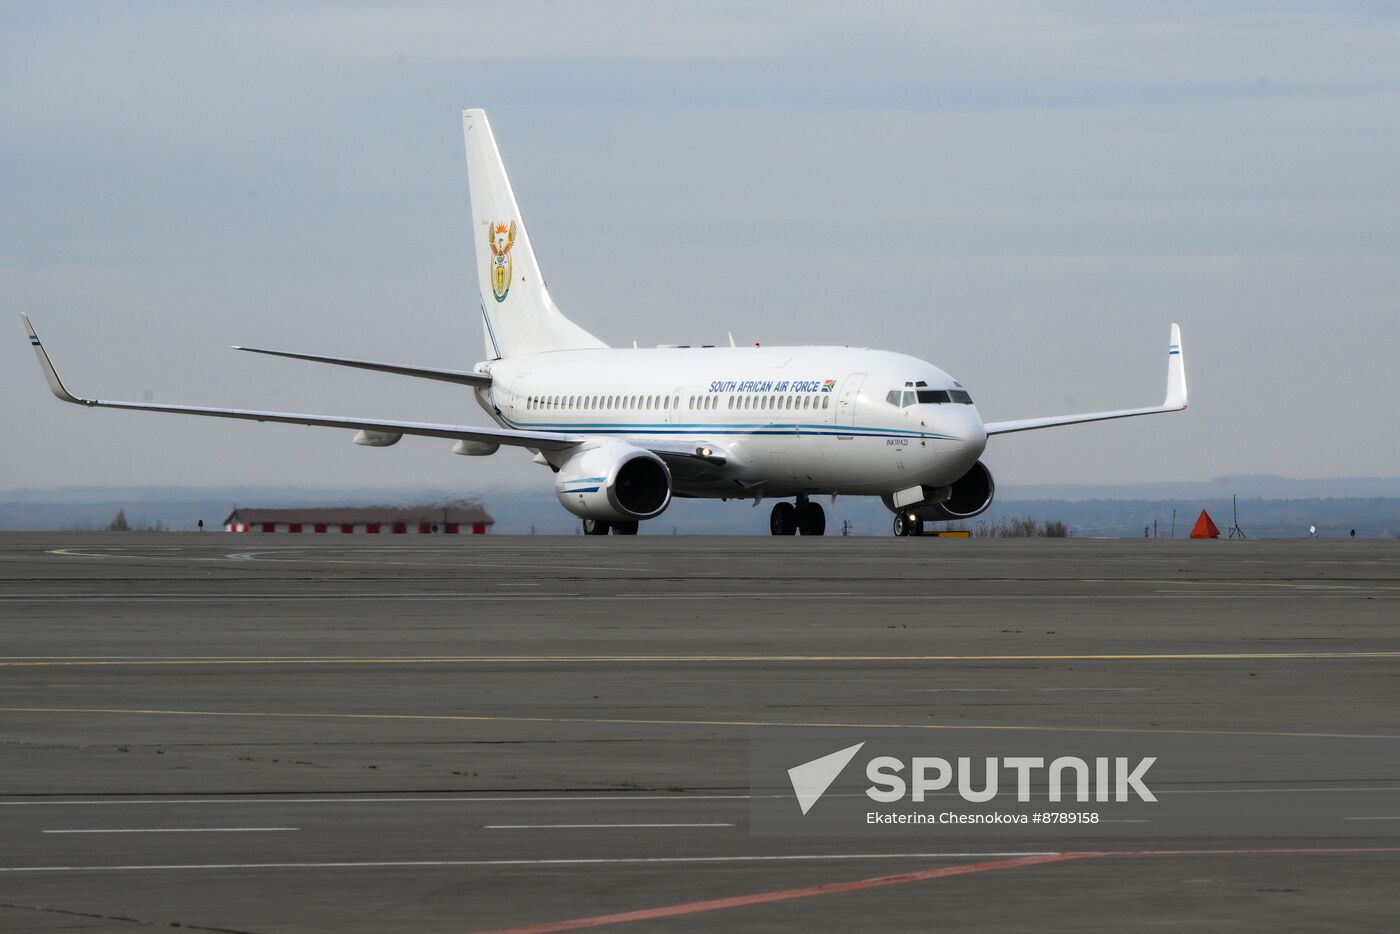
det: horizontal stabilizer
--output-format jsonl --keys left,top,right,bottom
{"left": 234, "top": 346, "right": 492, "bottom": 388}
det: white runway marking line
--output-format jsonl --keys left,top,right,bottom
{"left": 5, "top": 788, "right": 1399, "bottom": 809}
{"left": 1344, "top": 816, "right": 1400, "bottom": 821}
{"left": 1163, "top": 787, "right": 1400, "bottom": 796}
{"left": 6, "top": 593, "right": 1399, "bottom": 604}
{"left": 42, "top": 827, "right": 298, "bottom": 834}
{"left": 46, "top": 548, "right": 631, "bottom": 574}
{"left": 485, "top": 823, "right": 734, "bottom": 830}
{"left": 0, "top": 851, "right": 1060, "bottom": 873}
{"left": 2, "top": 650, "right": 1397, "bottom": 666}
{"left": 910, "top": 688, "right": 1153, "bottom": 693}
{"left": 0, "top": 794, "right": 784, "bottom": 807}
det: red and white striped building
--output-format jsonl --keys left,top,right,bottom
{"left": 223, "top": 505, "right": 493, "bottom": 535}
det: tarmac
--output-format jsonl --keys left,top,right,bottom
{"left": 0, "top": 532, "right": 1396, "bottom": 932}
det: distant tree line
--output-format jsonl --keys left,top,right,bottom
{"left": 104, "top": 510, "right": 167, "bottom": 532}
{"left": 965, "top": 516, "right": 1070, "bottom": 538}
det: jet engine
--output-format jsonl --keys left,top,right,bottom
{"left": 924, "top": 460, "right": 995, "bottom": 520}
{"left": 554, "top": 442, "right": 672, "bottom": 522}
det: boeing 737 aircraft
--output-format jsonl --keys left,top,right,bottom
{"left": 24, "top": 109, "right": 1187, "bottom": 536}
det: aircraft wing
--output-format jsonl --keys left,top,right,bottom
{"left": 984, "top": 324, "right": 1187, "bottom": 436}
{"left": 22, "top": 315, "right": 579, "bottom": 452}
{"left": 233, "top": 346, "right": 492, "bottom": 388}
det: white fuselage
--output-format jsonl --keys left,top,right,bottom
{"left": 475, "top": 345, "right": 988, "bottom": 499}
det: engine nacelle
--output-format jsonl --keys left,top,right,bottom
{"left": 924, "top": 460, "right": 995, "bottom": 520}
{"left": 554, "top": 442, "right": 671, "bottom": 522}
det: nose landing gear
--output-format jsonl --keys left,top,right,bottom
{"left": 769, "top": 497, "right": 827, "bottom": 536}
{"left": 892, "top": 512, "right": 924, "bottom": 537}
{"left": 582, "top": 519, "right": 639, "bottom": 535}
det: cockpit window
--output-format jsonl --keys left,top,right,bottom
{"left": 891, "top": 386, "right": 971, "bottom": 406}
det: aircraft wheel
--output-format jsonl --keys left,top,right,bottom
{"left": 798, "top": 502, "right": 826, "bottom": 536}
{"left": 583, "top": 518, "right": 612, "bottom": 536}
{"left": 893, "top": 514, "right": 912, "bottom": 537}
{"left": 770, "top": 502, "right": 798, "bottom": 536}
{"left": 612, "top": 520, "right": 639, "bottom": 535}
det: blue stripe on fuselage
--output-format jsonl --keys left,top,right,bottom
{"left": 495, "top": 412, "right": 957, "bottom": 441}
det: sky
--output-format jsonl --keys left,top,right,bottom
{"left": 3, "top": 2, "right": 1397, "bottom": 493}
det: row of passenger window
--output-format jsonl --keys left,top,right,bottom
{"left": 527, "top": 394, "right": 681, "bottom": 411}
{"left": 524, "top": 393, "right": 832, "bottom": 414}
{"left": 726, "top": 394, "right": 830, "bottom": 411}
{"left": 885, "top": 388, "right": 973, "bottom": 407}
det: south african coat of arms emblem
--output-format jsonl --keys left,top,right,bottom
{"left": 489, "top": 220, "right": 517, "bottom": 302}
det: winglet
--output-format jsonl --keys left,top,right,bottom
{"left": 984, "top": 323, "right": 1191, "bottom": 436}
{"left": 21, "top": 314, "right": 88, "bottom": 405}
{"left": 1165, "top": 322, "right": 1187, "bottom": 409}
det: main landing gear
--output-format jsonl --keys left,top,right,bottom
{"left": 892, "top": 512, "right": 925, "bottom": 537}
{"left": 770, "top": 497, "right": 826, "bottom": 536}
{"left": 583, "top": 519, "right": 639, "bottom": 535}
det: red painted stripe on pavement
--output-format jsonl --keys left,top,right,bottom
{"left": 472, "top": 846, "right": 1400, "bottom": 934}
{"left": 469, "top": 853, "right": 1086, "bottom": 934}
{"left": 1117, "top": 846, "right": 1400, "bottom": 858}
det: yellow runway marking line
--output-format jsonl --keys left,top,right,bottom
{"left": 3, "top": 706, "right": 1397, "bottom": 741}
{"left": 0, "top": 651, "right": 1398, "bottom": 667}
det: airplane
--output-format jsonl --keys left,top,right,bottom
{"left": 22, "top": 109, "right": 1187, "bottom": 537}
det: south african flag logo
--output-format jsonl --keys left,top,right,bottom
{"left": 821, "top": 379, "right": 836, "bottom": 392}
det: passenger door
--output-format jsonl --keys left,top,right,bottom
{"left": 505, "top": 374, "right": 528, "bottom": 422}
{"left": 837, "top": 373, "right": 866, "bottom": 429}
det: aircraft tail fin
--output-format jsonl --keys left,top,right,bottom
{"left": 462, "top": 110, "right": 605, "bottom": 359}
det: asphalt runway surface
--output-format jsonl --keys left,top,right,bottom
{"left": 0, "top": 532, "right": 1397, "bottom": 932}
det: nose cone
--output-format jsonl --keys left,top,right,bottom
{"left": 959, "top": 409, "right": 988, "bottom": 469}
{"left": 932, "top": 406, "right": 987, "bottom": 478}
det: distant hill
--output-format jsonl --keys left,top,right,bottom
{"left": 2, "top": 479, "right": 1398, "bottom": 538}
{"left": 1001, "top": 475, "right": 1400, "bottom": 500}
